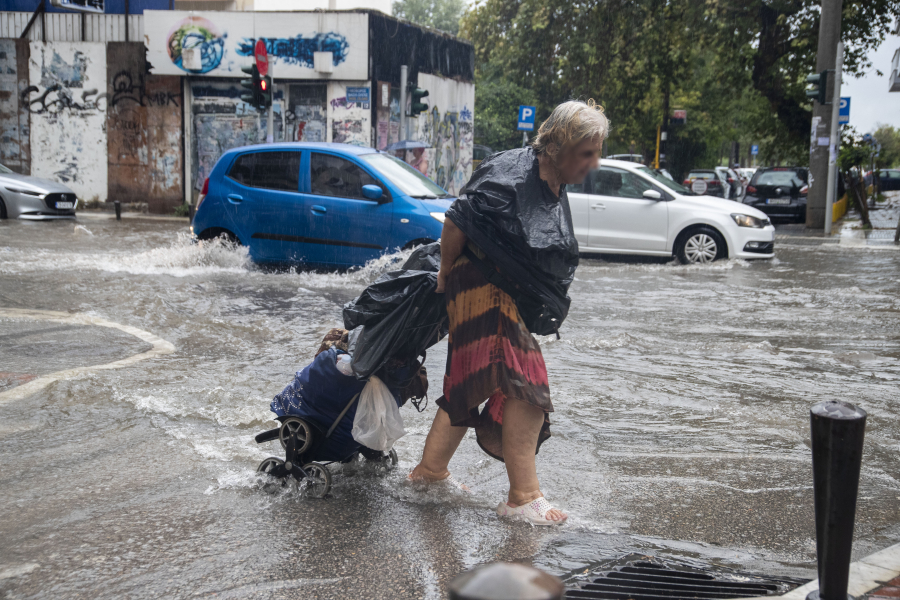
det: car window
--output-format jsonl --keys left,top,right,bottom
{"left": 635, "top": 166, "right": 690, "bottom": 195}
{"left": 689, "top": 172, "right": 717, "bottom": 180}
{"left": 227, "top": 151, "right": 301, "bottom": 192}
{"left": 753, "top": 171, "right": 805, "bottom": 187}
{"left": 311, "top": 153, "right": 379, "bottom": 200}
{"left": 591, "top": 167, "right": 655, "bottom": 199}
{"left": 359, "top": 153, "right": 447, "bottom": 198}
{"left": 566, "top": 177, "right": 586, "bottom": 193}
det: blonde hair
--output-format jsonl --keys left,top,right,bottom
{"left": 532, "top": 99, "right": 610, "bottom": 160}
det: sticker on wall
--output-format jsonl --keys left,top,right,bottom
{"left": 237, "top": 33, "right": 349, "bottom": 69}
{"left": 167, "top": 16, "right": 226, "bottom": 74}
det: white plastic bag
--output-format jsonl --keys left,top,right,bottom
{"left": 351, "top": 375, "right": 406, "bottom": 451}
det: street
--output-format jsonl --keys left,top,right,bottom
{"left": 1, "top": 215, "right": 898, "bottom": 599}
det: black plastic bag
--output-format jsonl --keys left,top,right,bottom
{"left": 444, "top": 146, "right": 579, "bottom": 336}
{"left": 343, "top": 243, "right": 448, "bottom": 378}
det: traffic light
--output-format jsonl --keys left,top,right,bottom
{"left": 241, "top": 64, "right": 261, "bottom": 109}
{"left": 410, "top": 87, "right": 429, "bottom": 116}
{"left": 805, "top": 70, "right": 830, "bottom": 105}
{"left": 259, "top": 74, "right": 272, "bottom": 109}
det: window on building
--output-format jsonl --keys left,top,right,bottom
{"left": 311, "top": 153, "right": 379, "bottom": 200}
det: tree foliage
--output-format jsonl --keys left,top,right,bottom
{"left": 393, "top": 0, "right": 466, "bottom": 35}
{"left": 872, "top": 124, "right": 900, "bottom": 169}
{"left": 460, "top": 0, "right": 900, "bottom": 167}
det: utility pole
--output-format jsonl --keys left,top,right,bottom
{"left": 267, "top": 55, "right": 275, "bottom": 143}
{"left": 400, "top": 65, "right": 408, "bottom": 142}
{"left": 807, "top": 0, "right": 844, "bottom": 229}
{"left": 824, "top": 42, "right": 843, "bottom": 235}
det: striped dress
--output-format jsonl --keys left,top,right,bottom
{"left": 435, "top": 244, "right": 552, "bottom": 462}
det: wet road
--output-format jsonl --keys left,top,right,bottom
{"left": 1, "top": 216, "right": 898, "bottom": 599}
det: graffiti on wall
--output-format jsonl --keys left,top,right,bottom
{"left": 167, "top": 16, "right": 226, "bottom": 74}
{"left": 290, "top": 104, "right": 326, "bottom": 142}
{"left": 237, "top": 33, "right": 349, "bottom": 68}
{"left": 110, "top": 71, "right": 181, "bottom": 108}
{"left": 28, "top": 42, "right": 107, "bottom": 201}
{"left": 0, "top": 39, "right": 30, "bottom": 174}
{"left": 327, "top": 83, "right": 369, "bottom": 146}
{"left": 419, "top": 105, "right": 474, "bottom": 195}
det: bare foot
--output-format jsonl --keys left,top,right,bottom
{"left": 408, "top": 465, "right": 470, "bottom": 491}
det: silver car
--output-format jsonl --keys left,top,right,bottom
{"left": 0, "top": 164, "right": 78, "bottom": 220}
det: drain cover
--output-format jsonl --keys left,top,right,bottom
{"left": 565, "top": 556, "right": 804, "bottom": 600}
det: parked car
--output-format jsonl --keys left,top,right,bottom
{"left": 191, "top": 143, "right": 451, "bottom": 268}
{"left": 472, "top": 144, "right": 494, "bottom": 170}
{"left": 568, "top": 159, "right": 775, "bottom": 264}
{"left": 738, "top": 167, "right": 758, "bottom": 181}
{"left": 608, "top": 153, "right": 645, "bottom": 164}
{"left": 742, "top": 167, "right": 808, "bottom": 223}
{"left": 715, "top": 166, "right": 744, "bottom": 200}
{"left": 0, "top": 163, "right": 78, "bottom": 220}
{"left": 683, "top": 169, "right": 728, "bottom": 198}
{"left": 875, "top": 169, "right": 900, "bottom": 191}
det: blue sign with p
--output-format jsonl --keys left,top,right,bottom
{"left": 518, "top": 105, "right": 536, "bottom": 131}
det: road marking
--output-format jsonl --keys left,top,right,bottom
{"left": 0, "top": 308, "right": 175, "bottom": 405}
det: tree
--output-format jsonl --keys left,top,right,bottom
{"left": 393, "top": 0, "right": 466, "bottom": 35}
{"left": 473, "top": 72, "right": 539, "bottom": 151}
{"left": 872, "top": 124, "right": 900, "bottom": 169}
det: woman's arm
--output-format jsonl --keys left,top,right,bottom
{"left": 436, "top": 218, "right": 467, "bottom": 293}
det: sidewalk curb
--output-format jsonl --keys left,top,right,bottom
{"left": 0, "top": 308, "right": 175, "bottom": 405}
{"left": 76, "top": 211, "right": 189, "bottom": 223}
{"left": 747, "top": 542, "right": 900, "bottom": 600}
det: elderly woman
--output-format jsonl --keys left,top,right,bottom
{"left": 410, "top": 100, "right": 610, "bottom": 525}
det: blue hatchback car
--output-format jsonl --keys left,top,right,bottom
{"left": 191, "top": 143, "right": 453, "bottom": 268}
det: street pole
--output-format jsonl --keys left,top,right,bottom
{"left": 400, "top": 65, "right": 408, "bottom": 142}
{"left": 807, "top": 0, "right": 844, "bottom": 229}
{"left": 824, "top": 42, "right": 843, "bottom": 235}
{"left": 523, "top": 131, "right": 528, "bottom": 147}
{"left": 266, "top": 54, "right": 275, "bottom": 144}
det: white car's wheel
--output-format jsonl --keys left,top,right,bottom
{"left": 676, "top": 227, "right": 726, "bottom": 264}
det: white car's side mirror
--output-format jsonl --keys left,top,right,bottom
{"left": 642, "top": 189, "right": 662, "bottom": 200}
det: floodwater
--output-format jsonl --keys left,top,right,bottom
{"left": 1, "top": 216, "right": 898, "bottom": 599}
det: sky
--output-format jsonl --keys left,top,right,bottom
{"left": 841, "top": 34, "right": 900, "bottom": 133}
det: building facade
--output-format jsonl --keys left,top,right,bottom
{"left": 0, "top": 8, "right": 474, "bottom": 212}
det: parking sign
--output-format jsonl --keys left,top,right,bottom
{"left": 518, "top": 105, "right": 536, "bottom": 131}
{"left": 751, "top": 144, "right": 759, "bottom": 155}
{"left": 838, "top": 97, "right": 850, "bottom": 125}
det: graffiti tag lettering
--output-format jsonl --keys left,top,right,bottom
{"left": 21, "top": 84, "right": 107, "bottom": 115}
{"left": 237, "top": 33, "right": 349, "bottom": 69}
{"left": 110, "top": 71, "right": 181, "bottom": 108}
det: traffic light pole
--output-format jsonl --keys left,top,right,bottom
{"left": 807, "top": 0, "right": 843, "bottom": 229}
{"left": 267, "top": 55, "right": 275, "bottom": 144}
{"left": 824, "top": 42, "right": 843, "bottom": 235}
{"left": 400, "top": 65, "right": 408, "bottom": 142}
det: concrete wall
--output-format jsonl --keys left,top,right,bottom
{"left": 27, "top": 41, "right": 108, "bottom": 202}
{"left": 107, "top": 42, "right": 183, "bottom": 213}
{"left": 327, "top": 81, "right": 370, "bottom": 146}
{"left": 0, "top": 39, "right": 30, "bottom": 175}
{"left": 412, "top": 73, "right": 474, "bottom": 196}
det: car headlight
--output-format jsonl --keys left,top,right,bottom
{"left": 731, "top": 213, "right": 767, "bottom": 228}
{"left": 5, "top": 187, "right": 45, "bottom": 198}
{"left": 430, "top": 212, "right": 446, "bottom": 223}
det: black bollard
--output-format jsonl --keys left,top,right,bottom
{"left": 114, "top": 200, "right": 121, "bottom": 221}
{"left": 448, "top": 562, "right": 563, "bottom": 600}
{"left": 807, "top": 400, "right": 867, "bottom": 600}
{"left": 188, "top": 202, "right": 195, "bottom": 223}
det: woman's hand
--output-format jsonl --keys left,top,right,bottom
{"left": 436, "top": 270, "right": 448, "bottom": 293}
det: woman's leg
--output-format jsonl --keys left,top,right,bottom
{"left": 409, "top": 407, "right": 468, "bottom": 481}
{"left": 502, "top": 397, "right": 566, "bottom": 521}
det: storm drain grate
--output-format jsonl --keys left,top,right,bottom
{"left": 565, "top": 557, "right": 804, "bottom": 600}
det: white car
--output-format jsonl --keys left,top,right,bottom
{"left": 567, "top": 159, "right": 775, "bottom": 264}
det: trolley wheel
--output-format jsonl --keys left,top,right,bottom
{"left": 388, "top": 448, "right": 398, "bottom": 466}
{"left": 302, "top": 462, "right": 332, "bottom": 498}
{"left": 279, "top": 417, "right": 312, "bottom": 454}
{"left": 257, "top": 456, "right": 285, "bottom": 475}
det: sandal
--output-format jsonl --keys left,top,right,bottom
{"left": 496, "top": 497, "right": 567, "bottom": 526}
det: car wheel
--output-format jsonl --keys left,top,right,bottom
{"left": 675, "top": 227, "right": 727, "bottom": 265}
{"left": 0, "top": 196, "right": 7, "bottom": 219}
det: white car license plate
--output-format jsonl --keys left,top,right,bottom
{"left": 766, "top": 198, "right": 791, "bottom": 205}
{"left": 56, "top": 201, "right": 74, "bottom": 209}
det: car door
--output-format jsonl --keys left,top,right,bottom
{"left": 586, "top": 166, "right": 669, "bottom": 252}
{"left": 218, "top": 150, "right": 303, "bottom": 261}
{"left": 298, "top": 152, "right": 394, "bottom": 266}
{"left": 566, "top": 177, "right": 591, "bottom": 247}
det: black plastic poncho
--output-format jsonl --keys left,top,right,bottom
{"left": 444, "top": 147, "right": 579, "bottom": 335}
